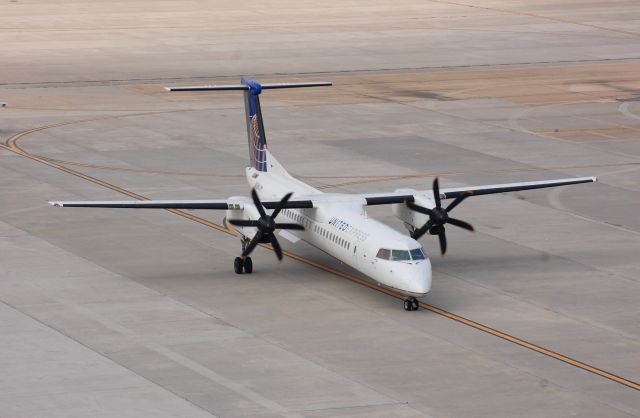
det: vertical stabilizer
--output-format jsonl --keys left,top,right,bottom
{"left": 241, "top": 77, "right": 268, "bottom": 172}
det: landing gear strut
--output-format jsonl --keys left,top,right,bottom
{"left": 234, "top": 237, "right": 253, "bottom": 274}
{"left": 403, "top": 297, "right": 419, "bottom": 311}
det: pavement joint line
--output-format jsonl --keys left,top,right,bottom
{"left": 425, "top": 0, "right": 640, "bottom": 38}
{"left": 0, "top": 298, "right": 218, "bottom": 417}
{"left": 3, "top": 57, "right": 640, "bottom": 89}
{"left": 2, "top": 125, "right": 640, "bottom": 392}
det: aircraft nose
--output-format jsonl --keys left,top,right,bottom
{"left": 410, "top": 258, "right": 432, "bottom": 295}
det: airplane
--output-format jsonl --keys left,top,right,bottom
{"left": 50, "top": 78, "right": 596, "bottom": 311}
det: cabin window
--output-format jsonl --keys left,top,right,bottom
{"left": 410, "top": 248, "right": 426, "bottom": 260}
{"left": 376, "top": 248, "right": 391, "bottom": 260}
{"left": 391, "top": 250, "right": 411, "bottom": 261}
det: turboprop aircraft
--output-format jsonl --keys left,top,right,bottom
{"left": 50, "top": 78, "right": 596, "bottom": 311}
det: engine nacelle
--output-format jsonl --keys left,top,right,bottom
{"left": 391, "top": 189, "right": 436, "bottom": 235}
{"left": 224, "top": 196, "right": 259, "bottom": 237}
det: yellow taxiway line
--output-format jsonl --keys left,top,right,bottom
{"left": 1, "top": 124, "right": 639, "bottom": 392}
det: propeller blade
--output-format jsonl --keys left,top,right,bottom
{"left": 411, "top": 219, "right": 434, "bottom": 240}
{"left": 438, "top": 229, "right": 447, "bottom": 255}
{"left": 242, "top": 231, "right": 263, "bottom": 256}
{"left": 270, "top": 236, "right": 283, "bottom": 261}
{"left": 447, "top": 217, "right": 474, "bottom": 232}
{"left": 276, "top": 223, "right": 305, "bottom": 230}
{"left": 406, "top": 201, "right": 434, "bottom": 216}
{"left": 432, "top": 177, "right": 441, "bottom": 208}
{"left": 445, "top": 191, "right": 472, "bottom": 212}
{"left": 251, "top": 189, "right": 267, "bottom": 219}
{"left": 271, "top": 192, "right": 293, "bottom": 219}
{"left": 228, "top": 219, "right": 260, "bottom": 227}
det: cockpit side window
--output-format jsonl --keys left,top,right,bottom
{"left": 410, "top": 248, "right": 426, "bottom": 260}
{"left": 376, "top": 248, "right": 390, "bottom": 260}
{"left": 391, "top": 250, "right": 411, "bottom": 261}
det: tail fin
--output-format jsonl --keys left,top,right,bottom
{"left": 241, "top": 77, "right": 268, "bottom": 172}
{"left": 166, "top": 79, "right": 331, "bottom": 172}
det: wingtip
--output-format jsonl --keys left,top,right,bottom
{"left": 164, "top": 87, "right": 172, "bottom": 92}
{"left": 48, "top": 201, "right": 63, "bottom": 207}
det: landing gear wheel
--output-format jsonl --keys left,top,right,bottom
{"left": 233, "top": 257, "right": 244, "bottom": 274}
{"left": 404, "top": 298, "right": 419, "bottom": 311}
{"left": 244, "top": 257, "right": 253, "bottom": 274}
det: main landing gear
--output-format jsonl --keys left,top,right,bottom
{"left": 234, "top": 256, "right": 253, "bottom": 274}
{"left": 234, "top": 236, "right": 253, "bottom": 274}
{"left": 404, "top": 297, "right": 419, "bottom": 311}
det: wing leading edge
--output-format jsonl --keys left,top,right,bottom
{"left": 49, "top": 199, "right": 313, "bottom": 209}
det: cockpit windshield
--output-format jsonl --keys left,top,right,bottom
{"left": 410, "top": 248, "right": 426, "bottom": 260}
{"left": 391, "top": 250, "right": 410, "bottom": 261}
{"left": 376, "top": 247, "right": 426, "bottom": 261}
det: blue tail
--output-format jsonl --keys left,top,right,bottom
{"left": 241, "top": 77, "right": 268, "bottom": 172}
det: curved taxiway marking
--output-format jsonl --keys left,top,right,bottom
{"left": 2, "top": 124, "right": 639, "bottom": 393}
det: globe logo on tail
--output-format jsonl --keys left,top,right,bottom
{"left": 250, "top": 114, "right": 267, "bottom": 171}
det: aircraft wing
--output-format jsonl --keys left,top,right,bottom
{"left": 359, "top": 176, "right": 597, "bottom": 205}
{"left": 49, "top": 177, "right": 595, "bottom": 209}
{"left": 49, "top": 198, "right": 314, "bottom": 209}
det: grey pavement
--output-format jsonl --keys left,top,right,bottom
{"left": 1, "top": 1, "right": 640, "bottom": 417}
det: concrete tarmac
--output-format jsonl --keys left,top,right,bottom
{"left": 1, "top": 1, "right": 640, "bottom": 417}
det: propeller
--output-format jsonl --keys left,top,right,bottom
{"left": 404, "top": 177, "right": 474, "bottom": 255}
{"left": 228, "top": 189, "right": 305, "bottom": 260}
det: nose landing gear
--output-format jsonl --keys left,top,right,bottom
{"left": 403, "top": 297, "right": 419, "bottom": 311}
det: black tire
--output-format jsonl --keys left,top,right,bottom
{"left": 404, "top": 300, "right": 411, "bottom": 311}
{"left": 244, "top": 257, "right": 253, "bottom": 274}
{"left": 234, "top": 257, "right": 244, "bottom": 274}
{"left": 411, "top": 299, "right": 419, "bottom": 311}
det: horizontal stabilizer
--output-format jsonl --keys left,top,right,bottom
{"left": 166, "top": 81, "right": 331, "bottom": 92}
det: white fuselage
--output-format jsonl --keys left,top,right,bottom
{"left": 227, "top": 162, "right": 432, "bottom": 297}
